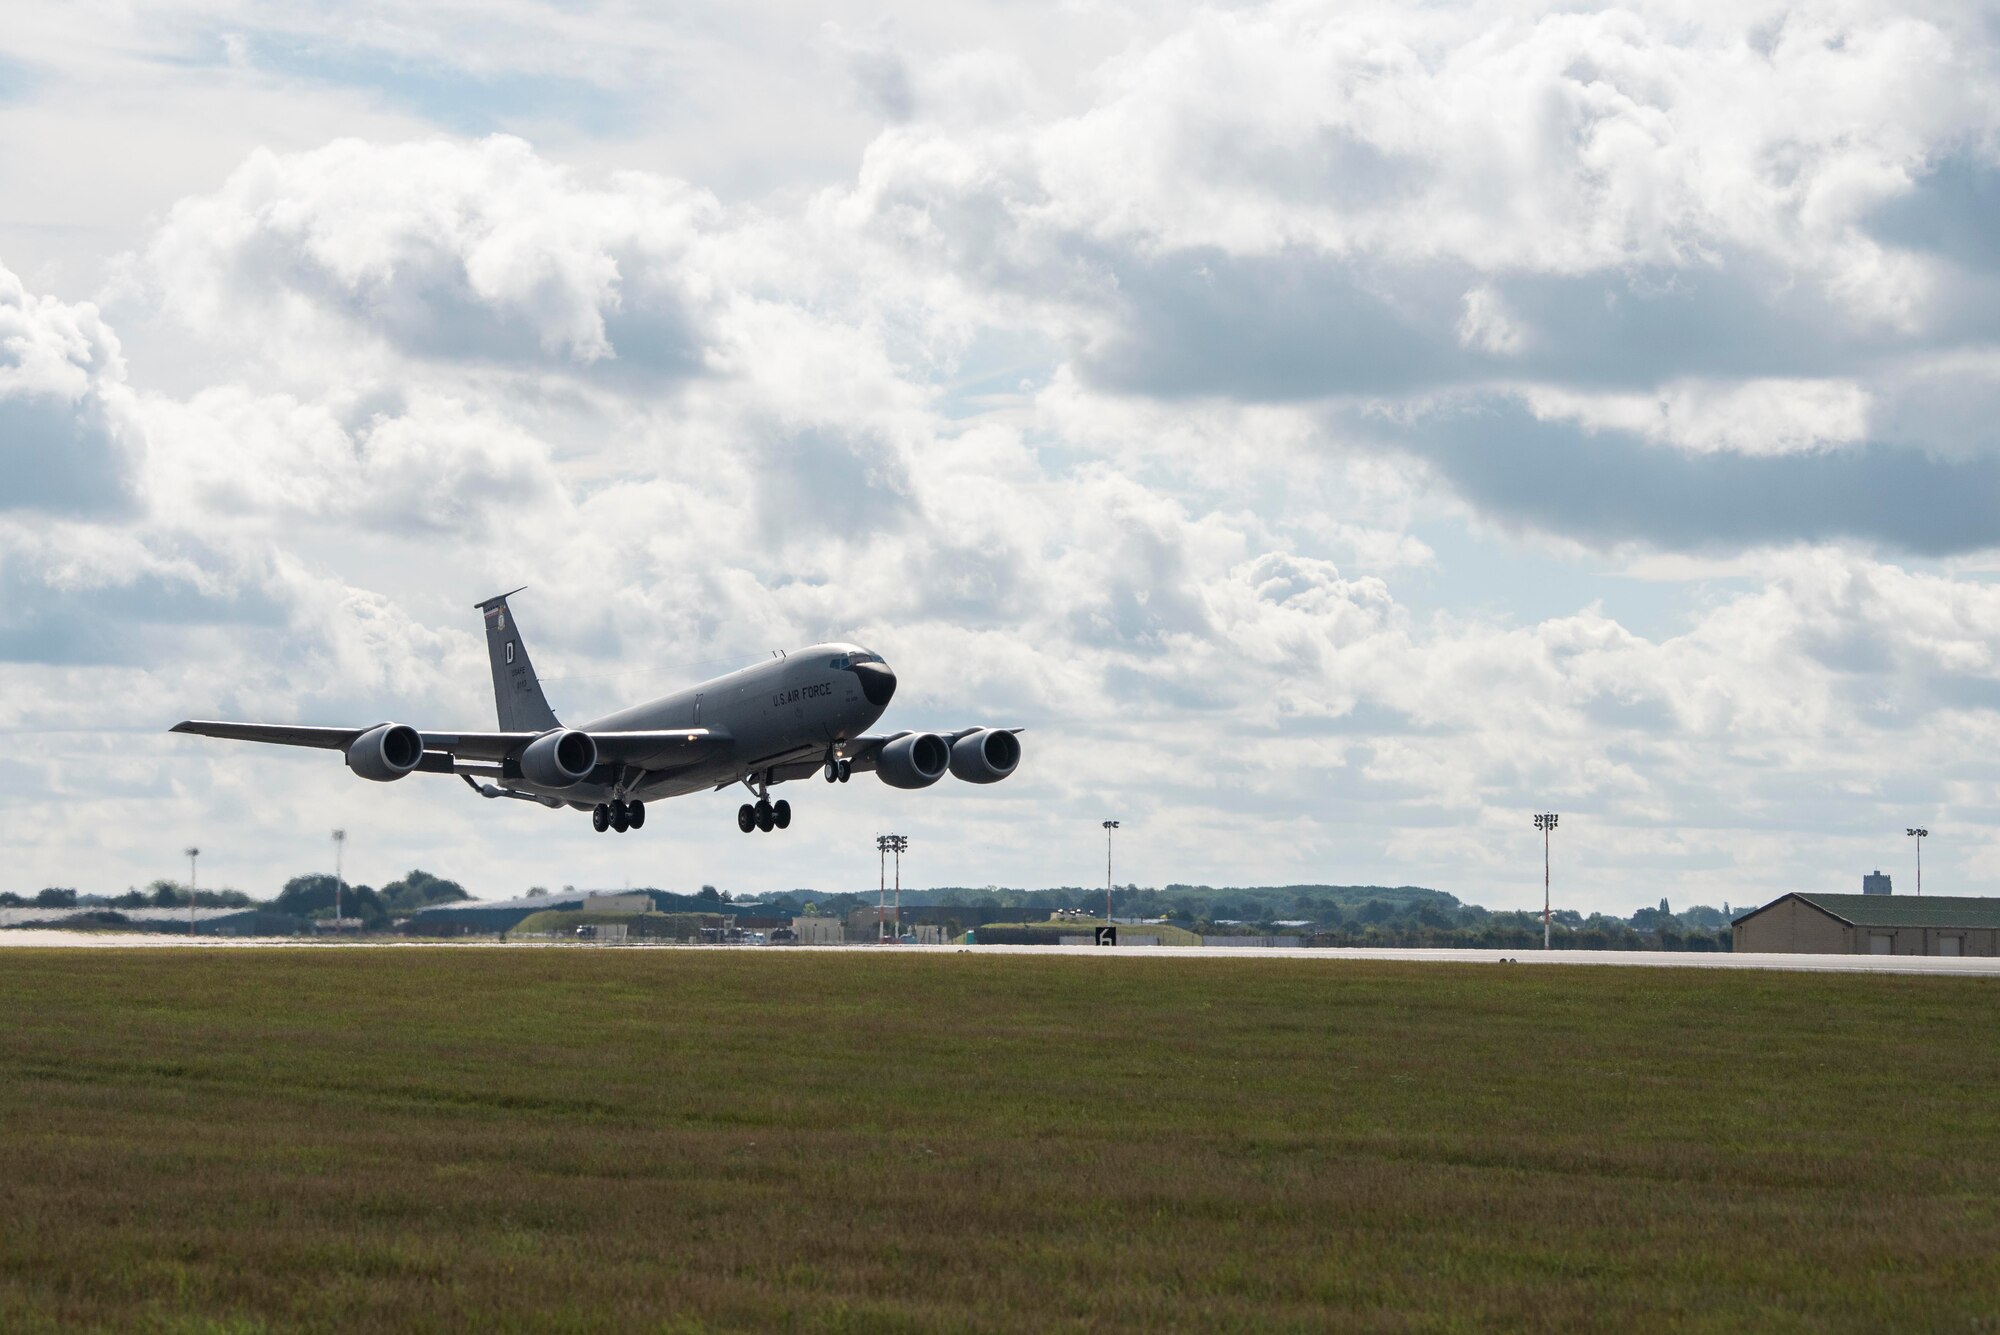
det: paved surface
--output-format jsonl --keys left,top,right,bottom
{"left": 4, "top": 931, "right": 1999, "bottom": 976}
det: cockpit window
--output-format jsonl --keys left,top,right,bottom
{"left": 847, "top": 651, "right": 878, "bottom": 665}
{"left": 830, "top": 655, "right": 849, "bottom": 669}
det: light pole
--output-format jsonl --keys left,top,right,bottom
{"left": 185, "top": 846, "right": 200, "bottom": 937}
{"left": 890, "top": 835, "right": 908, "bottom": 941}
{"left": 1907, "top": 827, "right": 1928, "bottom": 896}
{"left": 331, "top": 828, "right": 346, "bottom": 929}
{"left": 1534, "top": 814, "right": 1559, "bottom": 950}
{"left": 876, "top": 834, "right": 889, "bottom": 942}
{"left": 1102, "top": 820, "right": 1119, "bottom": 925}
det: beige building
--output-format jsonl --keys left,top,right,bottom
{"left": 1733, "top": 893, "right": 2000, "bottom": 956}
{"left": 791, "top": 916, "right": 845, "bottom": 945}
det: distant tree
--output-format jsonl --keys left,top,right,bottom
{"left": 34, "top": 888, "right": 77, "bottom": 908}
{"left": 380, "top": 870, "right": 471, "bottom": 911}
{"left": 274, "top": 874, "right": 388, "bottom": 927}
{"left": 149, "top": 880, "right": 184, "bottom": 907}
{"left": 275, "top": 874, "right": 339, "bottom": 917}
{"left": 696, "top": 886, "right": 722, "bottom": 904}
{"left": 526, "top": 886, "right": 550, "bottom": 898}
{"left": 0, "top": 892, "right": 22, "bottom": 906}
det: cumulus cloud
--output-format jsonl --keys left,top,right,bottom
{"left": 4, "top": 3, "right": 2000, "bottom": 913}
{"left": 139, "top": 135, "right": 719, "bottom": 374}
{"left": 0, "top": 264, "right": 143, "bottom": 516}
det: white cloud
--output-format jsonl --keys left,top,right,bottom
{"left": 1, "top": 4, "right": 1999, "bottom": 916}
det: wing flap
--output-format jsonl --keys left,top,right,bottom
{"left": 591, "top": 728, "right": 732, "bottom": 767}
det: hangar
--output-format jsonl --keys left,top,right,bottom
{"left": 1733, "top": 894, "right": 2000, "bottom": 956}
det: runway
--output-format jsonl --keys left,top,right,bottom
{"left": 4, "top": 930, "right": 1998, "bottom": 976}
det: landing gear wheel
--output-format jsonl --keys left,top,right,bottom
{"left": 592, "top": 804, "right": 610, "bottom": 833}
{"left": 737, "top": 804, "right": 756, "bottom": 833}
{"left": 838, "top": 759, "right": 851, "bottom": 783}
{"left": 772, "top": 799, "right": 792, "bottom": 830}
{"left": 610, "top": 801, "right": 631, "bottom": 833}
{"left": 825, "top": 761, "right": 838, "bottom": 783}
{"left": 627, "top": 800, "right": 645, "bottom": 830}
{"left": 754, "top": 800, "right": 775, "bottom": 833}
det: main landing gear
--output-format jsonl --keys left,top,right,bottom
{"left": 737, "top": 799, "right": 791, "bottom": 833}
{"left": 823, "top": 757, "right": 852, "bottom": 783}
{"left": 591, "top": 800, "right": 645, "bottom": 834}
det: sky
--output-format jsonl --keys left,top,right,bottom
{"left": 3, "top": 0, "right": 1999, "bottom": 912}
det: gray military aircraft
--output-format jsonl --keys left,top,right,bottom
{"left": 172, "top": 589, "right": 1022, "bottom": 834}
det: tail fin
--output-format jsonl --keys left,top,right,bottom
{"left": 475, "top": 589, "right": 561, "bottom": 733}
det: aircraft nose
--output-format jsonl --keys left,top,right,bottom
{"left": 850, "top": 662, "right": 897, "bottom": 708}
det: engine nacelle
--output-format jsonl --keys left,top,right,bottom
{"left": 345, "top": 723, "right": 424, "bottom": 783}
{"left": 949, "top": 728, "right": 1021, "bottom": 783}
{"left": 876, "top": 731, "right": 950, "bottom": 789}
{"left": 520, "top": 729, "right": 598, "bottom": 788}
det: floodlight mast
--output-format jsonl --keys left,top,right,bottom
{"left": 331, "top": 829, "right": 346, "bottom": 928}
{"left": 1102, "top": 821, "right": 1120, "bottom": 926}
{"left": 185, "top": 846, "right": 200, "bottom": 937}
{"left": 1906, "top": 827, "right": 1929, "bottom": 896}
{"left": 890, "top": 835, "right": 908, "bottom": 941}
{"left": 1533, "top": 814, "right": 1559, "bottom": 950}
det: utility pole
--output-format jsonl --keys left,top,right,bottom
{"left": 185, "top": 846, "right": 200, "bottom": 937}
{"left": 332, "top": 829, "right": 346, "bottom": 930}
{"left": 1907, "top": 827, "right": 1928, "bottom": 896}
{"left": 1102, "top": 820, "right": 1119, "bottom": 925}
{"left": 1534, "top": 814, "right": 1559, "bottom": 950}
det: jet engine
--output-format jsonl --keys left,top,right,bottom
{"left": 876, "top": 731, "right": 950, "bottom": 789}
{"left": 520, "top": 728, "right": 598, "bottom": 788}
{"left": 948, "top": 728, "right": 1021, "bottom": 783}
{"left": 344, "top": 723, "right": 424, "bottom": 782}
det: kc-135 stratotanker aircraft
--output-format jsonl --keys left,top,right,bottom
{"left": 172, "top": 589, "right": 1022, "bottom": 834}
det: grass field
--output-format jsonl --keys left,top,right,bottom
{"left": 2, "top": 950, "right": 1998, "bottom": 1332}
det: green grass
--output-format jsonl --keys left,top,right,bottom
{"left": 2, "top": 950, "right": 1998, "bottom": 1332}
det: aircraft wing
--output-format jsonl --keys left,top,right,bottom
{"left": 171, "top": 721, "right": 731, "bottom": 769}
{"left": 171, "top": 721, "right": 372, "bottom": 749}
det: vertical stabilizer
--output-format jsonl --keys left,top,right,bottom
{"left": 474, "top": 589, "right": 561, "bottom": 733}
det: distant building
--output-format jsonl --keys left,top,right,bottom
{"left": 579, "top": 892, "right": 651, "bottom": 914}
{"left": 404, "top": 892, "right": 592, "bottom": 935}
{"left": 1733, "top": 894, "right": 2000, "bottom": 955}
{"left": 849, "top": 906, "right": 900, "bottom": 939}
{"left": 1863, "top": 870, "right": 1892, "bottom": 896}
{"left": 0, "top": 906, "right": 301, "bottom": 936}
{"left": 791, "top": 916, "right": 844, "bottom": 945}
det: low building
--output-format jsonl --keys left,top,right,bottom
{"left": 0, "top": 906, "right": 301, "bottom": 936}
{"left": 791, "top": 916, "right": 844, "bottom": 945}
{"left": 578, "top": 892, "right": 651, "bottom": 914}
{"left": 1733, "top": 893, "right": 2000, "bottom": 955}
{"left": 403, "top": 892, "right": 591, "bottom": 935}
